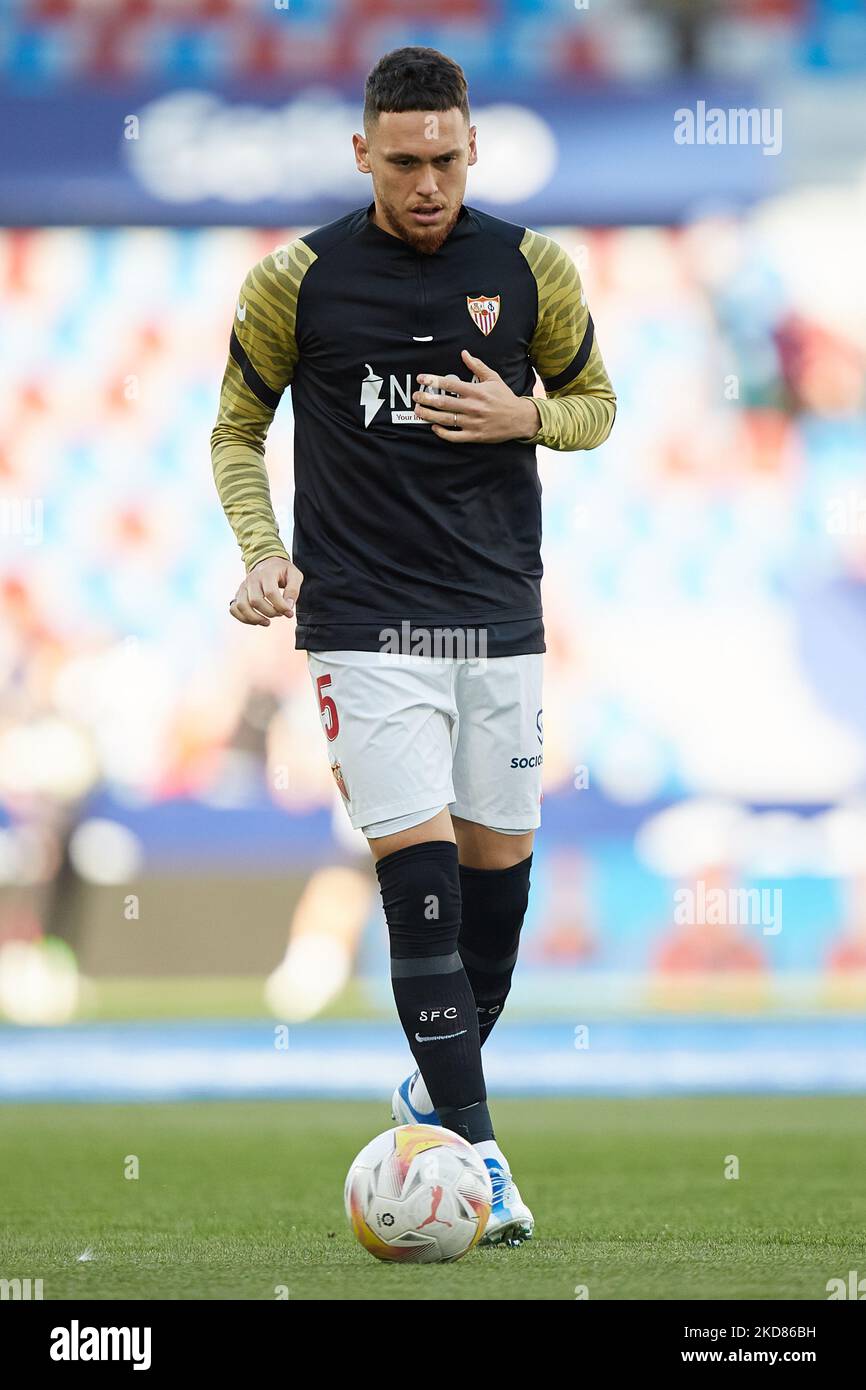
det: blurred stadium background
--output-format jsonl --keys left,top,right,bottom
{"left": 2, "top": 0, "right": 866, "bottom": 1104}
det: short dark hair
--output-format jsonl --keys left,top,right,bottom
{"left": 364, "top": 47, "right": 470, "bottom": 130}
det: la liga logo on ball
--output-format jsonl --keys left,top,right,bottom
{"left": 344, "top": 1124, "right": 492, "bottom": 1263}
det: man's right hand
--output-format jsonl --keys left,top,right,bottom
{"left": 229, "top": 556, "right": 303, "bottom": 627}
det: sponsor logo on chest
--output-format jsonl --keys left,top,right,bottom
{"left": 360, "top": 363, "right": 478, "bottom": 428}
{"left": 355, "top": 291, "right": 501, "bottom": 427}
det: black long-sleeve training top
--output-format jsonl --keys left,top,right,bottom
{"left": 211, "top": 200, "right": 616, "bottom": 656}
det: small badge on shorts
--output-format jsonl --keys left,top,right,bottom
{"left": 330, "top": 760, "right": 350, "bottom": 802}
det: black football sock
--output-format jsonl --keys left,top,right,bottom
{"left": 375, "top": 840, "right": 494, "bottom": 1144}
{"left": 458, "top": 854, "right": 532, "bottom": 1046}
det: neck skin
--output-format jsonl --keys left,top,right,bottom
{"left": 368, "top": 201, "right": 400, "bottom": 238}
{"left": 367, "top": 198, "right": 462, "bottom": 255}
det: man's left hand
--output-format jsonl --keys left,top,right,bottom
{"left": 412, "top": 349, "right": 540, "bottom": 443}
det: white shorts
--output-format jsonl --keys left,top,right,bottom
{"left": 306, "top": 650, "right": 543, "bottom": 839}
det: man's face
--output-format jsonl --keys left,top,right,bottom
{"left": 353, "top": 108, "right": 477, "bottom": 254}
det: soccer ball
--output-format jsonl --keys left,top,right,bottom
{"left": 344, "top": 1124, "right": 493, "bottom": 1263}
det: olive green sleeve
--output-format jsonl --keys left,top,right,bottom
{"left": 210, "top": 238, "right": 316, "bottom": 571}
{"left": 517, "top": 230, "right": 616, "bottom": 451}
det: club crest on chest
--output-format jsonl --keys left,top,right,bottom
{"left": 467, "top": 295, "right": 500, "bottom": 335}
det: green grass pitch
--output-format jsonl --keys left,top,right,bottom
{"left": 1, "top": 1097, "right": 863, "bottom": 1300}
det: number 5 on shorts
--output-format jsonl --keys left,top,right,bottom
{"left": 316, "top": 673, "right": 340, "bottom": 741}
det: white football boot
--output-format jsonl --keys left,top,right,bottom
{"left": 479, "top": 1155, "right": 534, "bottom": 1246}
{"left": 391, "top": 1069, "right": 440, "bottom": 1126}
{"left": 390, "top": 1071, "right": 534, "bottom": 1246}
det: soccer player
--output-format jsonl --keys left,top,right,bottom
{"left": 211, "top": 47, "right": 616, "bottom": 1245}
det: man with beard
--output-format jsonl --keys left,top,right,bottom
{"left": 211, "top": 46, "right": 616, "bottom": 1244}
